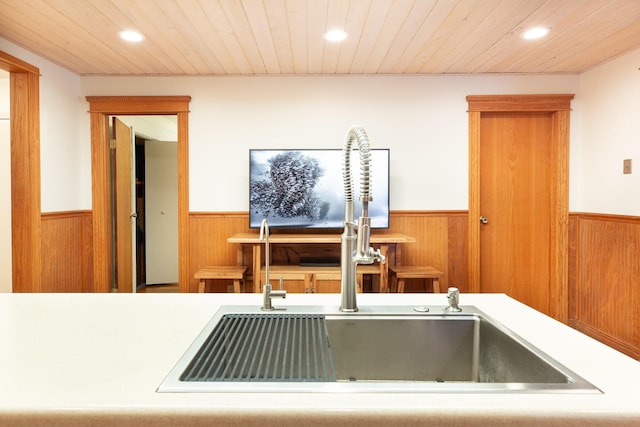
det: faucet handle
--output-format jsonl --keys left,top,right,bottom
{"left": 355, "top": 218, "right": 371, "bottom": 258}
{"left": 371, "top": 248, "right": 386, "bottom": 264}
{"left": 262, "top": 281, "right": 287, "bottom": 311}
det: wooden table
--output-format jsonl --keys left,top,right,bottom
{"left": 227, "top": 233, "right": 416, "bottom": 293}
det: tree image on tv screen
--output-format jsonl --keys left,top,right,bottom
{"left": 250, "top": 151, "right": 329, "bottom": 222}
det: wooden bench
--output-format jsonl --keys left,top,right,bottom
{"left": 195, "top": 266, "right": 247, "bottom": 293}
{"left": 389, "top": 266, "right": 444, "bottom": 293}
{"left": 261, "top": 264, "right": 381, "bottom": 293}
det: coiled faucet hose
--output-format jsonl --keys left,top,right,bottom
{"left": 342, "top": 126, "right": 372, "bottom": 204}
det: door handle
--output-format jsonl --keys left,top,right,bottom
{"left": 480, "top": 216, "right": 488, "bottom": 224}
{"left": 130, "top": 212, "right": 137, "bottom": 219}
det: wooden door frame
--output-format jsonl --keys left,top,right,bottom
{"left": 0, "top": 50, "right": 42, "bottom": 292}
{"left": 467, "top": 94, "right": 574, "bottom": 322}
{"left": 87, "top": 96, "right": 191, "bottom": 293}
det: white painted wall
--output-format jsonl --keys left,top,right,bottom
{"left": 0, "top": 37, "right": 88, "bottom": 212}
{"left": 80, "top": 74, "right": 581, "bottom": 212}
{"left": 2, "top": 34, "right": 639, "bottom": 234}
{"left": 0, "top": 71, "right": 10, "bottom": 292}
{"left": 577, "top": 48, "right": 640, "bottom": 215}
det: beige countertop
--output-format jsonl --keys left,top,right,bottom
{"left": 0, "top": 292, "right": 639, "bottom": 426}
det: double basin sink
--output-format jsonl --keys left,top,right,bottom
{"left": 158, "top": 305, "right": 600, "bottom": 393}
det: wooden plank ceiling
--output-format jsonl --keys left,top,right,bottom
{"left": 1, "top": 0, "right": 639, "bottom": 76}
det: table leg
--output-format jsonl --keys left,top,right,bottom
{"left": 306, "top": 274, "right": 314, "bottom": 293}
{"left": 432, "top": 278, "right": 441, "bottom": 293}
{"left": 379, "top": 245, "right": 389, "bottom": 293}
{"left": 236, "top": 245, "right": 244, "bottom": 267}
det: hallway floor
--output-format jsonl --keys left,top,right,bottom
{"left": 137, "top": 283, "right": 179, "bottom": 293}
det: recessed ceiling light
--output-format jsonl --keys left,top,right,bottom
{"left": 118, "top": 30, "right": 144, "bottom": 43}
{"left": 324, "top": 29, "right": 347, "bottom": 42}
{"left": 522, "top": 26, "right": 550, "bottom": 40}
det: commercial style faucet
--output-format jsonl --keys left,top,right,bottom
{"left": 259, "top": 219, "right": 286, "bottom": 310}
{"left": 340, "top": 126, "right": 385, "bottom": 312}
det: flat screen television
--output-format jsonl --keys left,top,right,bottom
{"left": 249, "top": 149, "right": 390, "bottom": 229}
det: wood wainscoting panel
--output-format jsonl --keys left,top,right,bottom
{"left": 569, "top": 213, "right": 640, "bottom": 359}
{"left": 188, "top": 212, "right": 249, "bottom": 293}
{"left": 41, "top": 211, "right": 468, "bottom": 292}
{"left": 37, "top": 210, "right": 468, "bottom": 294}
{"left": 447, "top": 214, "right": 469, "bottom": 292}
{"left": 187, "top": 211, "right": 469, "bottom": 294}
{"left": 41, "top": 211, "right": 93, "bottom": 292}
{"left": 383, "top": 211, "right": 469, "bottom": 293}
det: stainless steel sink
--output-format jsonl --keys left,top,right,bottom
{"left": 158, "top": 305, "right": 600, "bottom": 393}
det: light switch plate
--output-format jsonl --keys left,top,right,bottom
{"left": 623, "top": 159, "right": 632, "bottom": 174}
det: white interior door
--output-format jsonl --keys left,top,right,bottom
{"left": 145, "top": 140, "right": 178, "bottom": 284}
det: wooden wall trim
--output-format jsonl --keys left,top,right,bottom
{"left": 90, "top": 112, "right": 111, "bottom": 292}
{"left": 467, "top": 111, "right": 481, "bottom": 293}
{"left": 41, "top": 211, "right": 93, "bottom": 219}
{"left": 466, "top": 94, "right": 574, "bottom": 112}
{"left": 551, "top": 109, "right": 571, "bottom": 323}
{"left": 0, "top": 50, "right": 40, "bottom": 74}
{"left": 190, "top": 211, "right": 249, "bottom": 218}
{"left": 467, "top": 94, "right": 573, "bottom": 322}
{"left": 190, "top": 210, "right": 469, "bottom": 218}
{"left": 2, "top": 51, "right": 42, "bottom": 293}
{"left": 570, "top": 319, "right": 639, "bottom": 360}
{"left": 177, "top": 111, "right": 190, "bottom": 293}
{"left": 87, "top": 96, "right": 191, "bottom": 293}
{"left": 86, "top": 96, "right": 191, "bottom": 113}
{"left": 388, "top": 210, "right": 468, "bottom": 217}
{"left": 570, "top": 212, "right": 640, "bottom": 224}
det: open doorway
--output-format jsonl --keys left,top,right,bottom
{"left": 111, "top": 115, "right": 178, "bottom": 293}
{"left": 0, "top": 69, "right": 10, "bottom": 292}
{"left": 87, "top": 96, "right": 191, "bottom": 293}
